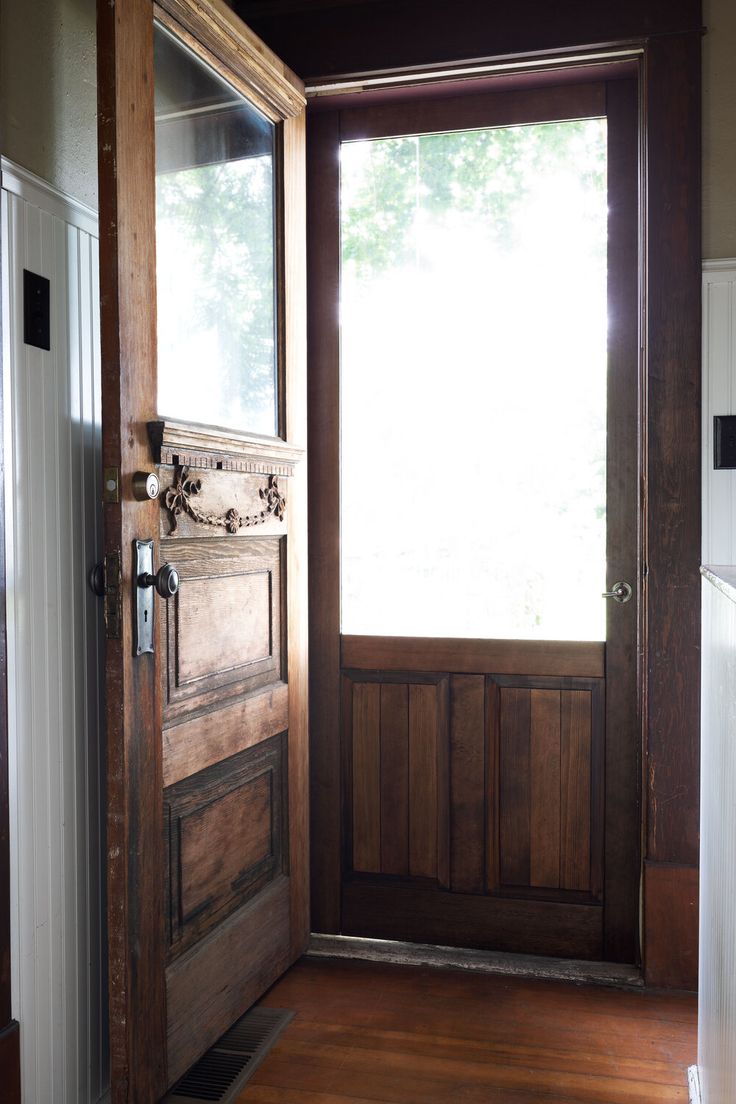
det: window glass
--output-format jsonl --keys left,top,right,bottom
{"left": 154, "top": 23, "right": 277, "bottom": 435}
{"left": 340, "top": 119, "right": 608, "bottom": 640}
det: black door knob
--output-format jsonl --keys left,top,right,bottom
{"left": 89, "top": 561, "right": 106, "bottom": 597}
{"left": 139, "top": 562, "right": 180, "bottom": 599}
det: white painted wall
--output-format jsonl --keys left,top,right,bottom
{"left": 1, "top": 160, "right": 108, "bottom": 1103}
{"left": 699, "top": 568, "right": 736, "bottom": 1104}
{"left": 702, "top": 260, "right": 736, "bottom": 565}
{"left": 0, "top": 0, "right": 98, "bottom": 211}
{"left": 700, "top": 260, "right": 736, "bottom": 1102}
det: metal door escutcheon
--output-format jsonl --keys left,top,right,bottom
{"left": 134, "top": 539, "right": 179, "bottom": 656}
{"left": 602, "top": 580, "right": 633, "bottom": 603}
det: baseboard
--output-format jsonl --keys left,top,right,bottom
{"left": 308, "top": 933, "right": 643, "bottom": 988}
{"left": 688, "top": 1065, "right": 702, "bottom": 1104}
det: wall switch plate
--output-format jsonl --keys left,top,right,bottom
{"left": 714, "top": 415, "right": 736, "bottom": 469}
{"left": 23, "top": 269, "right": 50, "bottom": 350}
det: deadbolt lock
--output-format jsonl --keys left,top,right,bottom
{"left": 132, "top": 471, "right": 160, "bottom": 501}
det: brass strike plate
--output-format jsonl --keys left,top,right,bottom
{"left": 103, "top": 467, "right": 120, "bottom": 504}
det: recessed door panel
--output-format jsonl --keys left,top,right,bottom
{"left": 163, "top": 536, "right": 283, "bottom": 721}
{"left": 166, "top": 736, "right": 287, "bottom": 958}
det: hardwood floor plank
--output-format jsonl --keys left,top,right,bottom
{"left": 236, "top": 959, "right": 695, "bottom": 1104}
{"left": 246, "top": 1039, "right": 687, "bottom": 1103}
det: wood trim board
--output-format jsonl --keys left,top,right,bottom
{"left": 342, "top": 637, "right": 605, "bottom": 678}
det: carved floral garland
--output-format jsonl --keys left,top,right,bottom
{"left": 163, "top": 465, "right": 286, "bottom": 535}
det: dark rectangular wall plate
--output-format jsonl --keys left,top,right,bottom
{"left": 23, "top": 269, "right": 51, "bottom": 350}
{"left": 714, "top": 415, "right": 736, "bottom": 469}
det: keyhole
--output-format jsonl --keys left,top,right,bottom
{"left": 144, "top": 610, "right": 148, "bottom": 623}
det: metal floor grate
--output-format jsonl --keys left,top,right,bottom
{"left": 165, "top": 1007, "right": 294, "bottom": 1103}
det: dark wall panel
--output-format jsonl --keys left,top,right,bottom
{"left": 234, "top": 0, "right": 702, "bottom": 82}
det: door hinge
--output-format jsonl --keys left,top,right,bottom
{"left": 90, "top": 550, "right": 122, "bottom": 639}
{"left": 104, "top": 550, "right": 122, "bottom": 639}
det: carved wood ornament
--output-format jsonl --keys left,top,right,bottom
{"left": 163, "top": 464, "right": 286, "bottom": 535}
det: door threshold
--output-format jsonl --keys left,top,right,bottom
{"left": 308, "top": 933, "right": 643, "bottom": 989}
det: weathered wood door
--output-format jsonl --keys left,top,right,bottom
{"left": 97, "top": 1, "right": 307, "bottom": 1098}
{"left": 309, "top": 74, "right": 641, "bottom": 964}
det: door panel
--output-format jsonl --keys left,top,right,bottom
{"left": 161, "top": 532, "right": 284, "bottom": 719}
{"left": 165, "top": 735, "right": 287, "bottom": 957}
{"left": 343, "top": 652, "right": 604, "bottom": 959}
{"left": 309, "top": 75, "right": 640, "bottom": 964}
{"left": 97, "top": 1, "right": 307, "bottom": 1098}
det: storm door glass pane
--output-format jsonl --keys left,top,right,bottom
{"left": 340, "top": 119, "right": 608, "bottom": 640}
{"left": 154, "top": 23, "right": 277, "bottom": 435}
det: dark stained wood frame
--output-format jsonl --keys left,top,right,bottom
{"left": 309, "top": 74, "right": 639, "bottom": 957}
{"left": 0, "top": 180, "right": 20, "bottom": 1104}
{"left": 307, "top": 20, "right": 701, "bottom": 986}
{"left": 97, "top": 0, "right": 308, "bottom": 1098}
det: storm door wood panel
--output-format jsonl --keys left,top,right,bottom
{"left": 346, "top": 675, "right": 450, "bottom": 884}
{"left": 342, "top": 665, "right": 604, "bottom": 957}
{"left": 97, "top": 1, "right": 307, "bottom": 1099}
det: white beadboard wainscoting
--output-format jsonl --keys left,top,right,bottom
{"left": 702, "top": 260, "right": 736, "bottom": 564}
{"left": 699, "top": 258, "right": 736, "bottom": 1104}
{"left": 1, "top": 159, "right": 108, "bottom": 1102}
{"left": 699, "top": 568, "right": 736, "bottom": 1104}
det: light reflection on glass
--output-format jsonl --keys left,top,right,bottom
{"left": 340, "top": 119, "right": 608, "bottom": 640}
{"left": 154, "top": 23, "right": 277, "bottom": 435}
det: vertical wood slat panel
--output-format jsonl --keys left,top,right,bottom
{"left": 436, "top": 678, "right": 450, "bottom": 889}
{"left": 485, "top": 679, "right": 500, "bottom": 891}
{"left": 409, "top": 684, "right": 437, "bottom": 879}
{"left": 699, "top": 576, "right": 736, "bottom": 1088}
{"left": 352, "top": 683, "right": 381, "bottom": 873}
{"left": 499, "top": 688, "right": 531, "bottom": 886}
{"left": 561, "top": 690, "right": 592, "bottom": 891}
{"left": 450, "top": 675, "right": 485, "bottom": 893}
{"left": 2, "top": 173, "right": 106, "bottom": 1102}
{"left": 530, "top": 690, "right": 561, "bottom": 888}
{"left": 380, "top": 683, "right": 409, "bottom": 875}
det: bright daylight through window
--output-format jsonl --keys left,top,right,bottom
{"left": 154, "top": 23, "right": 278, "bottom": 437}
{"left": 340, "top": 118, "right": 608, "bottom": 640}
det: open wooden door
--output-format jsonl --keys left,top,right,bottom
{"left": 96, "top": 1, "right": 307, "bottom": 1098}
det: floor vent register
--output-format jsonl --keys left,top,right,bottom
{"left": 165, "top": 1007, "right": 294, "bottom": 1103}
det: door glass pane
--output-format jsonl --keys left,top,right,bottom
{"left": 154, "top": 23, "right": 277, "bottom": 435}
{"left": 340, "top": 119, "right": 608, "bottom": 640}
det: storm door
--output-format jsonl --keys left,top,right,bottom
{"left": 309, "top": 76, "right": 640, "bottom": 962}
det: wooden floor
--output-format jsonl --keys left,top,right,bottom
{"left": 238, "top": 957, "right": 696, "bottom": 1103}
